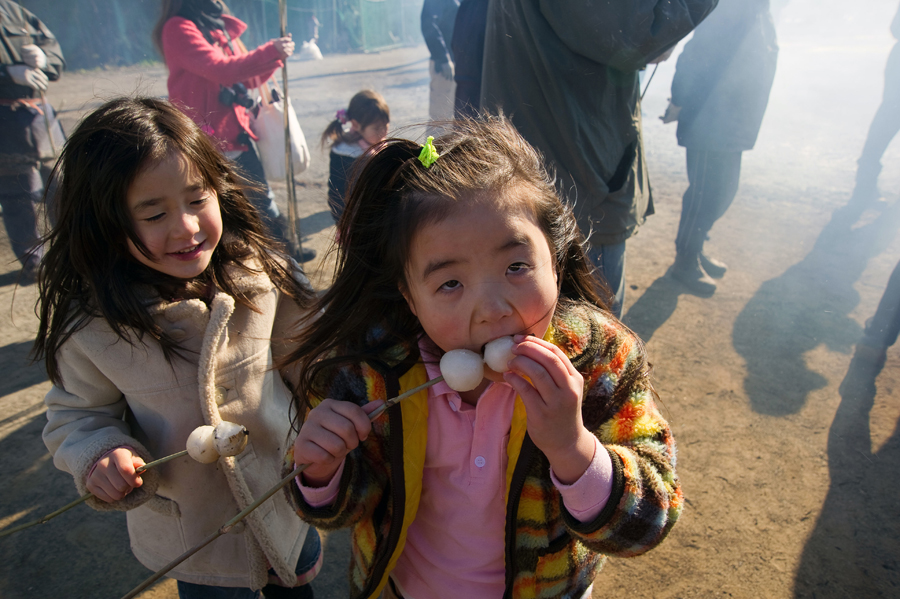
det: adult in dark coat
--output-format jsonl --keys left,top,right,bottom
{"left": 450, "top": 0, "right": 488, "bottom": 119}
{"left": 481, "top": 0, "right": 717, "bottom": 317}
{"left": 0, "top": 0, "right": 65, "bottom": 277}
{"left": 662, "top": 0, "right": 778, "bottom": 295}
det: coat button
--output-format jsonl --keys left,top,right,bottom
{"left": 215, "top": 386, "right": 228, "bottom": 405}
{"left": 474, "top": 456, "right": 486, "bottom": 468}
{"left": 169, "top": 328, "right": 187, "bottom": 341}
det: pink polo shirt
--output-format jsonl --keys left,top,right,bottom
{"left": 299, "top": 338, "right": 614, "bottom": 599}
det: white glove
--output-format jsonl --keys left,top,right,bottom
{"left": 20, "top": 44, "right": 48, "bottom": 69}
{"left": 438, "top": 61, "right": 454, "bottom": 80}
{"left": 6, "top": 65, "right": 48, "bottom": 91}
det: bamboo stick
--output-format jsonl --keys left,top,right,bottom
{"left": 0, "top": 450, "right": 188, "bottom": 539}
{"left": 119, "top": 377, "right": 444, "bottom": 598}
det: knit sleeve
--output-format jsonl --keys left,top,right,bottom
{"left": 285, "top": 435, "right": 389, "bottom": 531}
{"left": 562, "top": 315, "right": 682, "bottom": 556}
{"left": 284, "top": 362, "right": 393, "bottom": 530}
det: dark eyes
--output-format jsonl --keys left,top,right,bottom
{"left": 140, "top": 194, "right": 210, "bottom": 223}
{"left": 436, "top": 262, "right": 530, "bottom": 292}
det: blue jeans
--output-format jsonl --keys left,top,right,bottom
{"left": 177, "top": 527, "right": 320, "bottom": 599}
{"left": 586, "top": 240, "right": 626, "bottom": 319}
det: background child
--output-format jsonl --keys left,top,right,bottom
{"left": 34, "top": 97, "right": 320, "bottom": 599}
{"left": 320, "top": 90, "right": 390, "bottom": 225}
{"left": 284, "top": 116, "right": 682, "bottom": 599}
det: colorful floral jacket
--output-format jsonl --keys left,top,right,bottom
{"left": 286, "top": 301, "right": 682, "bottom": 599}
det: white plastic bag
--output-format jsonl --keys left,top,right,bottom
{"left": 298, "top": 40, "right": 323, "bottom": 61}
{"left": 250, "top": 82, "right": 310, "bottom": 180}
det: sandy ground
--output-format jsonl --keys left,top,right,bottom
{"left": 2, "top": 1, "right": 900, "bottom": 597}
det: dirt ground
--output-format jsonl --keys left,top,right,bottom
{"left": 2, "top": 1, "right": 900, "bottom": 597}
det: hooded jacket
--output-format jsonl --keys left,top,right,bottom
{"left": 481, "top": 0, "right": 718, "bottom": 245}
{"left": 287, "top": 301, "right": 682, "bottom": 599}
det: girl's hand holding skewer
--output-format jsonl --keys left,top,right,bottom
{"left": 503, "top": 335, "right": 595, "bottom": 485}
{"left": 293, "top": 399, "right": 385, "bottom": 487}
{"left": 87, "top": 448, "right": 145, "bottom": 503}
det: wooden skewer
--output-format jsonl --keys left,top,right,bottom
{"left": 119, "top": 376, "right": 444, "bottom": 599}
{"left": 0, "top": 450, "right": 188, "bottom": 539}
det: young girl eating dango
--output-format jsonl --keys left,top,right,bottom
{"left": 34, "top": 97, "right": 321, "bottom": 599}
{"left": 284, "top": 116, "right": 683, "bottom": 599}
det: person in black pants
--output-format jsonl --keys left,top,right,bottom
{"left": 450, "top": 0, "right": 487, "bottom": 119}
{"left": 662, "top": 0, "right": 778, "bottom": 295}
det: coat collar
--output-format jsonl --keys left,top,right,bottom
{"left": 142, "top": 259, "right": 274, "bottom": 323}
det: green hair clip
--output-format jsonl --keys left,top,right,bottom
{"left": 418, "top": 136, "right": 440, "bottom": 168}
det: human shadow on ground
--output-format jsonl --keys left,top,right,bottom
{"left": 623, "top": 270, "right": 684, "bottom": 342}
{"left": 733, "top": 202, "right": 900, "bottom": 416}
{"left": 0, "top": 341, "right": 47, "bottom": 397}
{"left": 0, "top": 269, "right": 30, "bottom": 288}
{"left": 792, "top": 346, "right": 900, "bottom": 597}
{"left": 0, "top": 414, "right": 153, "bottom": 599}
{"left": 297, "top": 209, "right": 335, "bottom": 238}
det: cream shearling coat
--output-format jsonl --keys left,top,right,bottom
{"left": 43, "top": 263, "right": 311, "bottom": 590}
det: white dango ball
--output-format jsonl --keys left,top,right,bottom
{"left": 440, "top": 349, "right": 485, "bottom": 392}
{"left": 483, "top": 336, "right": 516, "bottom": 373}
{"left": 186, "top": 425, "right": 219, "bottom": 464}
{"left": 213, "top": 421, "right": 250, "bottom": 457}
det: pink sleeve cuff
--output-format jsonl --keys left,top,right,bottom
{"left": 296, "top": 460, "right": 346, "bottom": 508}
{"left": 550, "top": 436, "right": 614, "bottom": 522}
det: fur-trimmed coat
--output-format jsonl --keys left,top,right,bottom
{"left": 287, "top": 301, "right": 682, "bottom": 599}
{"left": 43, "top": 262, "right": 311, "bottom": 590}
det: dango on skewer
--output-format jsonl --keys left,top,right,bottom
{"left": 120, "top": 346, "right": 518, "bottom": 597}
{"left": 439, "top": 349, "right": 485, "bottom": 392}
{"left": 1, "top": 421, "right": 250, "bottom": 539}
{"left": 187, "top": 421, "right": 250, "bottom": 463}
{"left": 483, "top": 336, "right": 516, "bottom": 373}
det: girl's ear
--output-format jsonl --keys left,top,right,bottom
{"left": 399, "top": 284, "right": 418, "bottom": 317}
{"left": 349, "top": 119, "right": 361, "bottom": 133}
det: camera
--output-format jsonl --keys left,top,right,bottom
{"left": 219, "top": 82, "right": 255, "bottom": 109}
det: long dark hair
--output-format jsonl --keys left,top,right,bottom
{"left": 286, "top": 114, "right": 610, "bottom": 416}
{"left": 33, "top": 96, "right": 313, "bottom": 385}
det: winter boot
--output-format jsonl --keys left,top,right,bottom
{"left": 699, "top": 252, "right": 727, "bottom": 278}
{"left": 672, "top": 252, "right": 716, "bottom": 296}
